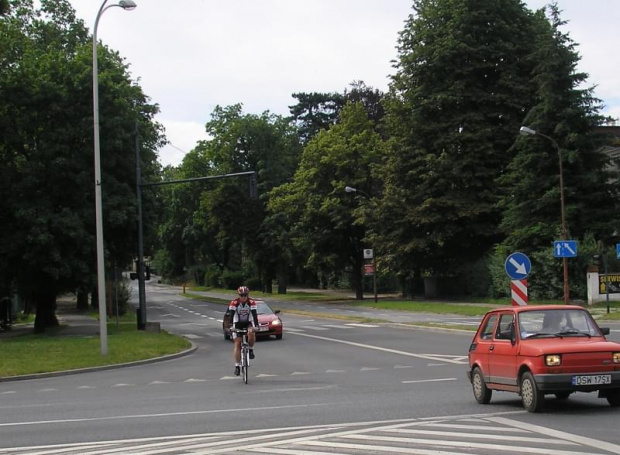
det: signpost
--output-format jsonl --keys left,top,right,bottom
{"left": 616, "top": 244, "right": 620, "bottom": 260}
{"left": 505, "top": 252, "right": 531, "bottom": 306}
{"left": 554, "top": 240, "right": 577, "bottom": 258}
{"left": 362, "top": 249, "right": 377, "bottom": 303}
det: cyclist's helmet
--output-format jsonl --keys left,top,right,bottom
{"left": 237, "top": 286, "right": 250, "bottom": 296}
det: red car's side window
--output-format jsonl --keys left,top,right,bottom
{"left": 479, "top": 315, "right": 497, "bottom": 340}
{"left": 495, "top": 314, "right": 515, "bottom": 340}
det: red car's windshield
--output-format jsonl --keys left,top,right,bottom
{"left": 518, "top": 309, "right": 601, "bottom": 338}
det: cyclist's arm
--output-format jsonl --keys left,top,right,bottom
{"left": 251, "top": 308, "right": 258, "bottom": 328}
{"left": 227, "top": 301, "right": 237, "bottom": 327}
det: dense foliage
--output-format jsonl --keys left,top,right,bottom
{"left": 0, "top": 0, "right": 163, "bottom": 330}
{"left": 2, "top": 0, "right": 618, "bottom": 316}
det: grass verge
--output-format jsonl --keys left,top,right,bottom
{"left": 0, "top": 321, "right": 191, "bottom": 379}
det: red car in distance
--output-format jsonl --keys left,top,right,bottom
{"left": 467, "top": 305, "right": 620, "bottom": 412}
{"left": 223, "top": 301, "right": 283, "bottom": 341}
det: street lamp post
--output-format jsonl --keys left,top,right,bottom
{"left": 93, "top": 0, "right": 137, "bottom": 355}
{"left": 519, "top": 126, "right": 570, "bottom": 304}
{"left": 344, "top": 186, "right": 377, "bottom": 303}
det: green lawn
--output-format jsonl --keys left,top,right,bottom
{"left": 0, "top": 321, "right": 191, "bottom": 379}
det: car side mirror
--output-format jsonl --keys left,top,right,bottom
{"left": 274, "top": 310, "right": 281, "bottom": 314}
{"left": 600, "top": 327, "right": 610, "bottom": 336}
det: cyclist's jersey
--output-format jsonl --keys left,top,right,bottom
{"left": 228, "top": 298, "right": 258, "bottom": 328}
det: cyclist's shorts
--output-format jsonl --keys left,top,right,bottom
{"left": 232, "top": 321, "right": 252, "bottom": 340}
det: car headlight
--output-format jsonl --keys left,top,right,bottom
{"left": 545, "top": 355, "right": 561, "bottom": 366}
{"left": 271, "top": 319, "right": 281, "bottom": 326}
{"left": 613, "top": 352, "right": 620, "bottom": 364}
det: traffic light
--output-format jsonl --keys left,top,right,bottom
{"left": 249, "top": 172, "right": 258, "bottom": 199}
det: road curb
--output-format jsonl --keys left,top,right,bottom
{"left": 0, "top": 341, "right": 198, "bottom": 383}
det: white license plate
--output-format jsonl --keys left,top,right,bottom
{"left": 257, "top": 326, "right": 268, "bottom": 332}
{"left": 571, "top": 374, "right": 611, "bottom": 386}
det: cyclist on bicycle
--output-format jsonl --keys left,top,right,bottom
{"left": 227, "top": 286, "right": 258, "bottom": 376}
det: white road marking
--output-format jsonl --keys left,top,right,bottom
{"left": 487, "top": 416, "right": 620, "bottom": 454}
{"left": 401, "top": 378, "right": 458, "bottom": 384}
{"left": 287, "top": 332, "right": 466, "bottom": 364}
{"left": 345, "top": 323, "right": 379, "bottom": 328}
{"left": 0, "top": 404, "right": 333, "bottom": 428}
{"left": 384, "top": 427, "right": 578, "bottom": 445}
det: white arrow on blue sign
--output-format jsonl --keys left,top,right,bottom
{"left": 554, "top": 240, "right": 577, "bottom": 258}
{"left": 505, "top": 252, "right": 531, "bottom": 280}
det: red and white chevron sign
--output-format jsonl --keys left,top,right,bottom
{"left": 511, "top": 279, "right": 528, "bottom": 306}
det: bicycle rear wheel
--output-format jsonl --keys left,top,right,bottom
{"left": 242, "top": 348, "right": 249, "bottom": 384}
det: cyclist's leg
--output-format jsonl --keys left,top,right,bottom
{"left": 248, "top": 330, "right": 256, "bottom": 347}
{"left": 233, "top": 337, "right": 241, "bottom": 364}
{"left": 248, "top": 329, "right": 256, "bottom": 359}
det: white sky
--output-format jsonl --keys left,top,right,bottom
{"left": 67, "top": 0, "right": 620, "bottom": 167}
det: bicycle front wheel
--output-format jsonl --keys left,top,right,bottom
{"left": 242, "top": 349, "right": 249, "bottom": 384}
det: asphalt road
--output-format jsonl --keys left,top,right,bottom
{"left": 1, "top": 282, "right": 619, "bottom": 454}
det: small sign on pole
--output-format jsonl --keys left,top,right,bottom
{"left": 364, "top": 263, "right": 375, "bottom": 275}
{"left": 363, "top": 249, "right": 374, "bottom": 259}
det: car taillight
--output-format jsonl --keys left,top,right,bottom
{"left": 613, "top": 352, "right": 620, "bottom": 364}
{"left": 545, "top": 355, "right": 561, "bottom": 366}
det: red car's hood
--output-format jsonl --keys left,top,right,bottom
{"left": 520, "top": 338, "right": 620, "bottom": 356}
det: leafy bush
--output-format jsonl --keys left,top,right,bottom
{"left": 221, "top": 269, "right": 244, "bottom": 290}
{"left": 204, "top": 265, "right": 222, "bottom": 287}
{"left": 110, "top": 279, "right": 132, "bottom": 316}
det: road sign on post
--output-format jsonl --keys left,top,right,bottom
{"left": 554, "top": 240, "right": 577, "bottom": 258}
{"left": 511, "top": 279, "right": 528, "bottom": 306}
{"left": 616, "top": 244, "right": 620, "bottom": 260}
{"left": 505, "top": 252, "right": 531, "bottom": 280}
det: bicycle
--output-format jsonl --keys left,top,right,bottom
{"left": 232, "top": 328, "right": 251, "bottom": 384}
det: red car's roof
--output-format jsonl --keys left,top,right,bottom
{"left": 486, "top": 305, "right": 589, "bottom": 314}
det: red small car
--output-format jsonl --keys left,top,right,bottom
{"left": 467, "top": 305, "right": 620, "bottom": 412}
{"left": 223, "top": 301, "right": 283, "bottom": 341}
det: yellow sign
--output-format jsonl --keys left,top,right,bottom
{"left": 599, "top": 274, "right": 620, "bottom": 294}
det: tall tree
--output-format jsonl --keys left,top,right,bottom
{"left": 0, "top": 0, "right": 163, "bottom": 329}
{"left": 269, "top": 102, "right": 386, "bottom": 298}
{"left": 375, "top": 0, "right": 540, "bottom": 293}
{"left": 497, "top": 5, "right": 618, "bottom": 298}
{"left": 156, "top": 104, "right": 301, "bottom": 291}
{"left": 289, "top": 81, "right": 386, "bottom": 145}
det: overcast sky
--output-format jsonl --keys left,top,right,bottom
{"left": 67, "top": 0, "right": 620, "bottom": 167}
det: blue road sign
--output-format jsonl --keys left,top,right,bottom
{"left": 505, "top": 252, "right": 531, "bottom": 280}
{"left": 617, "top": 244, "right": 620, "bottom": 260}
{"left": 554, "top": 240, "right": 577, "bottom": 258}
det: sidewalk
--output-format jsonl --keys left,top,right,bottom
{"left": 0, "top": 300, "right": 101, "bottom": 340}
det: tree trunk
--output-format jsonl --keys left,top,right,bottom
{"left": 353, "top": 259, "right": 364, "bottom": 300}
{"left": 34, "top": 292, "right": 59, "bottom": 333}
{"left": 277, "top": 267, "right": 288, "bottom": 294}
{"left": 76, "top": 290, "right": 89, "bottom": 310}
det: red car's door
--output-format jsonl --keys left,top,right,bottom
{"left": 472, "top": 313, "right": 498, "bottom": 379}
{"left": 488, "top": 312, "right": 519, "bottom": 387}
